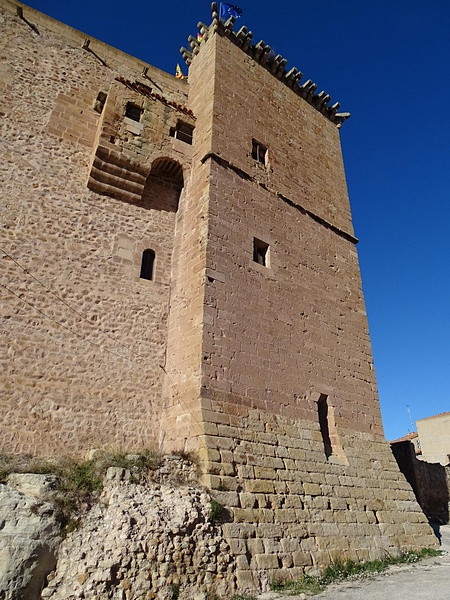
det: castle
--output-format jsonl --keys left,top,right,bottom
{"left": 0, "top": 0, "right": 437, "bottom": 591}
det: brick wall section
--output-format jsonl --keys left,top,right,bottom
{"left": 0, "top": 0, "right": 190, "bottom": 455}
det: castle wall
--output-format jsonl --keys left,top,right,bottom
{"left": 0, "top": 2, "right": 438, "bottom": 593}
{"left": 0, "top": 0, "right": 190, "bottom": 455}
{"left": 202, "top": 162, "right": 379, "bottom": 431}
{"left": 391, "top": 440, "right": 449, "bottom": 522}
{"left": 161, "top": 32, "right": 219, "bottom": 450}
{"left": 208, "top": 38, "right": 354, "bottom": 237}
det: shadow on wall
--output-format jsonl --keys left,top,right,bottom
{"left": 391, "top": 441, "right": 450, "bottom": 524}
{"left": 142, "top": 158, "right": 184, "bottom": 212}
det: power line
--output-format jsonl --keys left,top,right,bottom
{"left": 1, "top": 250, "right": 205, "bottom": 435}
{"left": 1, "top": 281, "right": 133, "bottom": 363}
{"left": 0, "top": 247, "right": 136, "bottom": 356}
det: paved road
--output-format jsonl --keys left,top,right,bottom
{"left": 258, "top": 524, "right": 450, "bottom": 600}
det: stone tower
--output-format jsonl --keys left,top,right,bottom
{"left": 159, "top": 4, "right": 437, "bottom": 588}
{"left": 0, "top": 0, "right": 437, "bottom": 592}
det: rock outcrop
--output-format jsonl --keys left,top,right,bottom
{"left": 43, "top": 477, "right": 234, "bottom": 598}
{"left": 0, "top": 457, "right": 235, "bottom": 599}
{"left": 0, "top": 474, "right": 60, "bottom": 600}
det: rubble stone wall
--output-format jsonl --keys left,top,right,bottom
{"left": 0, "top": 0, "right": 189, "bottom": 456}
{"left": 391, "top": 440, "right": 449, "bottom": 523}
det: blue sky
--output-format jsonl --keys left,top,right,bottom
{"left": 23, "top": 1, "right": 450, "bottom": 441}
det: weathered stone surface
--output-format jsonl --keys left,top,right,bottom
{"left": 42, "top": 478, "right": 234, "bottom": 599}
{"left": 0, "top": 0, "right": 191, "bottom": 458}
{"left": 0, "top": 477, "right": 60, "bottom": 600}
{"left": 6, "top": 473, "right": 59, "bottom": 498}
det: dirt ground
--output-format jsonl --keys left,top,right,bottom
{"left": 258, "top": 524, "right": 450, "bottom": 600}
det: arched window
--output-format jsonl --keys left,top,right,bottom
{"left": 140, "top": 249, "right": 155, "bottom": 281}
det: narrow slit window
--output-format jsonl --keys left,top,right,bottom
{"left": 140, "top": 249, "right": 155, "bottom": 281}
{"left": 170, "top": 121, "right": 194, "bottom": 145}
{"left": 253, "top": 238, "right": 269, "bottom": 267}
{"left": 317, "top": 394, "right": 346, "bottom": 461}
{"left": 125, "top": 102, "right": 143, "bottom": 122}
{"left": 252, "top": 139, "right": 267, "bottom": 165}
{"left": 317, "top": 394, "right": 333, "bottom": 458}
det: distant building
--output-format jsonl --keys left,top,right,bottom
{"left": 417, "top": 412, "right": 450, "bottom": 466}
{"left": 390, "top": 431, "right": 421, "bottom": 456}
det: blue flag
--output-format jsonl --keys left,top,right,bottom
{"left": 219, "top": 3, "right": 243, "bottom": 22}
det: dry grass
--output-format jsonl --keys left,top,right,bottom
{"left": 0, "top": 450, "right": 161, "bottom": 534}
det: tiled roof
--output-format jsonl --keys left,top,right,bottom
{"left": 389, "top": 432, "right": 418, "bottom": 444}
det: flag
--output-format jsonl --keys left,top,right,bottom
{"left": 175, "top": 63, "right": 187, "bottom": 79}
{"left": 219, "top": 3, "right": 242, "bottom": 22}
{"left": 197, "top": 32, "right": 204, "bottom": 43}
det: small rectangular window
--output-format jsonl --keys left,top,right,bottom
{"left": 93, "top": 91, "right": 107, "bottom": 114}
{"left": 253, "top": 238, "right": 269, "bottom": 267}
{"left": 125, "top": 102, "right": 143, "bottom": 122}
{"left": 252, "top": 139, "right": 267, "bottom": 165}
{"left": 170, "top": 121, "right": 194, "bottom": 145}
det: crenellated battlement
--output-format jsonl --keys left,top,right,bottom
{"left": 180, "top": 2, "right": 350, "bottom": 127}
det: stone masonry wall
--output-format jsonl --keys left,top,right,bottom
{"left": 0, "top": 3, "right": 439, "bottom": 593}
{"left": 168, "top": 25, "right": 438, "bottom": 591}
{"left": 391, "top": 440, "right": 450, "bottom": 522}
{"left": 162, "top": 29, "right": 382, "bottom": 447}
{"left": 200, "top": 399, "right": 436, "bottom": 591}
{"left": 200, "top": 33, "right": 377, "bottom": 432}
{"left": 202, "top": 161, "right": 378, "bottom": 432}
{"left": 161, "top": 32, "right": 217, "bottom": 450}
{"left": 0, "top": 0, "right": 191, "bottom": 456}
